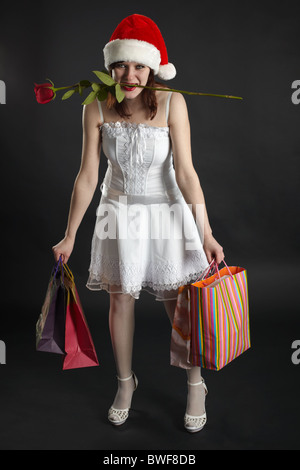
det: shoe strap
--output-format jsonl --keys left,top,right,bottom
{"left": 187, "top": 378, "right": 205, "bottom": 386}
{"left": 117, "top": 372, "right": 138, "bottom": 392}
{"left": 187, "top": 378, "right": 208, "bottom": 394}
{"left": 117, "top": 373, "right": 133, "bottom": 382}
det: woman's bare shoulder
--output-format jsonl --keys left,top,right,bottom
{"left": 83, "top": 98, "right": 104, "bottom": 128}
{"left": 168, "top": 92, "right": 188, "bottom": 125}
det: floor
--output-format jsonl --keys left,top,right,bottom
{"left": 1, "top": 263, "right": 299, "bottom": 452}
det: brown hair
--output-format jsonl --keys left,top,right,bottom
{"left": 106, "top": 65, "right": 169, "bottom": 120}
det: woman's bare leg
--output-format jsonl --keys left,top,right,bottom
{"left": 109, "top": 291, "right": 136, "bottom": 410}
{"left": 186, "top": 366, "right": 206, "bottom": 416}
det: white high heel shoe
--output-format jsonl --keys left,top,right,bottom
{"left": 108, "top": 372, "right": 138, "bottom": 426}
{"left": 184, "top": 377, "right": 208, "bottom": 433}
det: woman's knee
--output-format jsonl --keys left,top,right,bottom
{"left": 109, "top": 291, "right": 135, "bottom": 311}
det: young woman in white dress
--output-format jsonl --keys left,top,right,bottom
{"left": 52, "top": 14, "right": 224, "bottom": 433}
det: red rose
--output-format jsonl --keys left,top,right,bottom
{"left": 34, "top": 83, "right": 55, "bottom": 104}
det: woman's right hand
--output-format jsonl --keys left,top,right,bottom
{"left": 52, "top": 235, "right": 75, "bottom": 264}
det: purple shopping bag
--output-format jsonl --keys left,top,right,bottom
{"left": 36, "top": 258, "right": 66, "bottom": 355}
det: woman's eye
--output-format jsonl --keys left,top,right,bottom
{"left": 136, "top": 65, "right": 145, "bottom": 70}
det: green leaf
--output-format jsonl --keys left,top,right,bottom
{"left": 115, "top": 83, "right": 125, "bottom": 103}
{"left": 79, "top": 80, "right": 91, "bottom": 87}
{"left": 97, "top": 86, "right": 108, "bottom": 101}
{"left": 81, "top": 90, "right": 97, "bottom": 105}
{"left": 62, "top": 89, "right": 76, "bottom": 100}
{"left": 100, "top": 69, "right": 113, "bottom": 79}
{"left": 46, "top": 77, "right": 54, "bottom": 87}
{"left": 93, "top": 70, "right": 115, "bottom": 86}
{"left": 91, "top": 82, "right": 101, "bottom": 92}
{"left": 79, "top": 80, "right": 91, "bottom": 96}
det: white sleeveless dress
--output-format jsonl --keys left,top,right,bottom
{"left": 86, "top": 93, "right": 209, "bottom": 301}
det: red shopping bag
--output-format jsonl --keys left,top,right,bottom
{"left": 62, "top": 265, "right": 99, "bottom": 370}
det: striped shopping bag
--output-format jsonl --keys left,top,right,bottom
{"left": 190, "top": 260, "right": 250, "bottom": 371}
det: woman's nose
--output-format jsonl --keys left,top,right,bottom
{"left": 124, "top": 66, "right": 136, "bottom": 82}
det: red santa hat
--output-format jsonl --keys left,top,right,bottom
{"left": 103, "top": 14, "right": 176, "bottom": 81}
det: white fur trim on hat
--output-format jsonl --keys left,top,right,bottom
{"left": 103, "top": 39, "right": 161, "bottom": 74}
{"left": 157, "top": 63, "right": 176, "bottom": 80}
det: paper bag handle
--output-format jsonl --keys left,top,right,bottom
{"left": 194, "top": 258, "right": 216, "bottom": 282}
{"left": 52, "top": 255, "right": 65, "bottom": 284}
{"left": 62, "top": 262, "right": 74, "bottom": 282}
{"left": 213, "top": 259, "right": 234, "bottom": 280}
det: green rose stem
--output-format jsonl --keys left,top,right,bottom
{"left": 43, "top": 74, "right": 243, "bottom": 103}
{"left": 54, "top": 82, "right": 243, "bottom": 101}
{"left": 54, "top": 86, "right": 76, "bottom": 91}
{"left": 119, "top": 83, "right": 243, "bottom": 100}
{"left": 45, "top": 77, "right": 79, "bottom": 94}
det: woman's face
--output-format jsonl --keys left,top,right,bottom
{"left": 111, "top": 61, "right": 151, "bottom": 100}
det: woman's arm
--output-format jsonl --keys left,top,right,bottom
{"left": 169, "top": 92, "right": 224, "bottom": 264}
{"left": 52, "top": 100, "right": 102, "bottom": 263}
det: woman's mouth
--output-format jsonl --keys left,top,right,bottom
{"left": 122, "top": 83, "right": 137, "bottom": 92}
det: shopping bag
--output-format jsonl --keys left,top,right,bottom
{"left": 190, "top": 260, "right": 250, "bottom": 371}
{"left": 170, "top": 260, "right": 216, "bottom": 369}
{"left": 62, "top": 264, "right": 99, "bottom": 370}
{"left": 36, "top": 258, "right": 66, "bottom": 355}
{"left": 170, "top": 284, "right": 192, "bottom": 369}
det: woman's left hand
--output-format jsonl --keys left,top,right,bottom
{"left": 203, "top": 234, "right": 225, "bottom": 264}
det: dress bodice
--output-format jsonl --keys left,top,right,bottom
{"left": 97, "top": 95, "right": 183, "bottom": 203}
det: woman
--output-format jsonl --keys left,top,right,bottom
{"left": 52, "top": 14, "right": 224, "bottom": 433}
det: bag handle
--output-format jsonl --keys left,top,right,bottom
{"left": 52, "top": 255, "right": 65, "bottom": 284}
{"left": 63, "top": 262, "right": 74, "bottom": 282}
{"left": 213, "top": 259, "right": 234, "bottom": 280}
{"left": 194, "top": 258, "right": 216, "bottom": 282}
{"left": 194, "top": 257, "right": 235, "bottom": 283}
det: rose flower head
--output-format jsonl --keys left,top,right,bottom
{"left": 34, "top": 81, "right": 55, "bottom": 104}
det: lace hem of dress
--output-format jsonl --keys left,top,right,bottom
{"left": 86, "top": 281, "right": 179, "bottom": 301}
{"left": 86, "top": 251, "right": 209, "bottom": 300}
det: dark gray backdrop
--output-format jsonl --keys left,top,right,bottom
{"left": 0, "top": 0, "right": 299, "bottom": 451}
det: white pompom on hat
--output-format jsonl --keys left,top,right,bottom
{"left": 103, "top": 14, "right": 176, "bottom": 80}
